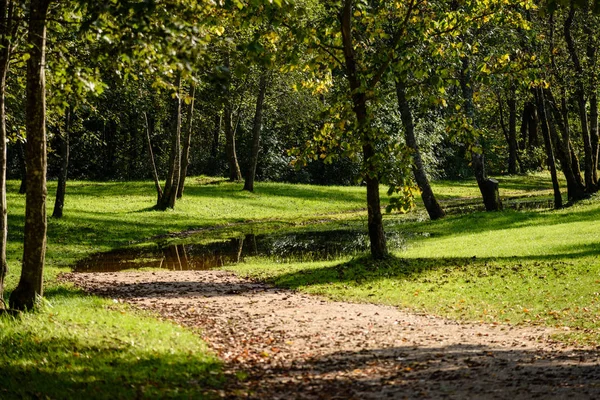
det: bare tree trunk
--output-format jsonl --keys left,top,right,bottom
{"left": 535, "top": 88, "right": 563, "bottom": 209}
{"left": 224, "top": 101, "right": 242, "bottom": 181}
{"left": 507, "top": 84, "right": 518, "bottom": 174}
{"left": 52, "top": 107, "right": 70, "bottom": 218}
{"left": 177, "top": 82, "right": 196, "bottom": 198}
{"left": 395, "top": 78, "right": 445, "bottom": 220}
{"left": 157, "top": 76, "right": 182, "bottom": 210}
{"left": 545, "top": 88, "right": 587, "bottom": 201}
{"left": 460, "top": 56, "right": 502, "bottom": 211}
{"left": 585, "top": 11, "right": 599, "bottom": 187}
{"left": 209, "top": 111, "right": 221, "bottom": 175}
{"left": 244, "top": 72, "right": 268, "bottom": 192}
{"left": 340, "top": 0, "right": 387, "bottom": 259}
{"left": 10, "top": 0, "right": 50, "bottom": 310}
{"left": 565, "top": 4, "right": 595, "bottom": 191}
{"left": 143, "top": 112, "right": 162, "bottom": 203}
{"left": 18, "top": 141, "right": 25, "bottom": 194}
{"left": 0, "top": 0, "right": 12, "bottom": 306}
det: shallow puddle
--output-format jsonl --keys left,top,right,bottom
{"left": 73, "top": 230, "right": 404, "bottom": 273}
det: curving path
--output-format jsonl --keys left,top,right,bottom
{"left": 64, "top": 270, "right": 600, "bottom": 399}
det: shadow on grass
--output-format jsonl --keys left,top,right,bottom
{"left": 0, "top": 334, "right": 222, "bottom": 399}
{"left": 395, "top": 204, "right": 600, "bottom": 242}
{"left": 266, "top": 249, "right": 600, "bottom": 291}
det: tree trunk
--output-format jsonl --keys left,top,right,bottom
{"left": 564, "top": 4, "right": 595, "bottom": 191}
{"left": 177, "top": 82, "right": 196, "bottom": 199}
{"left": 143, "top": 112, "right": 163, "bottom": 203}
{"left": 535, "top": 88, "right": 563, "bottom": 209}
{"left": 585, "top": 11, "right": 599, "bottom": 187}
{"left": 10, "top": 0, "right": 50, "bottom": 310}
{"left": 224, "top": 100, "right": 242, "bottom": 181}
{"left": 18, "top": 141, "right": 26, "bottom": 194}
{"left": 340, "top": 0, "right": 387, "bottom": 259}
{"left": 395, "top": 78, "right": 445, "bottom": 220}
{"left": 208, "top": 111, "right": 221, "bottom": 175}
{"left": 544, "top": 88, "right": 587, "bottom": 201}
{"left": 590, "top": 92, "right": 599, "bottom": 186}
{"left": 52, "top": 107, "right": 70, "bottom": 218}
{"left": 0, "top": 0, "right": 12, "bottom": 306}
{"left": 156, "top": 76, "right": 182, "bottom": 210}
{"left": 507, "top": 84, "right": 518, "bottom": 174}
{"left": 460, "top": 56, "right": 501, "bottom": 211}
{"left": 244, "top": 72, "right": 268, "bottom": 192}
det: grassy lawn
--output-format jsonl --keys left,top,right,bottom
{"left": 2, "top": 172, "right": 596, "bottom": 398}
{"left": 0, "top": 178, "right": 372, "bottom": 399}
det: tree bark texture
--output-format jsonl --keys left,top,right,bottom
{"left": 157, "top": 77, "right": 182, "bottom": 210}
{"left": 340, "top": 0, "right": 387, "bottom": 259}
{"left": 535, "top": 89, "right": 563, "bottom": 209}
{"left": 395, "top": 78, "right": 445, "bottom": 220}
{"left": 10, "top": 0, "right": 50, "bottom": 310}
{"left": 177, "top": 82, "right": 196, "bottom": 199}
{"left": 52, "top": 107, "right": 70, "bottom": 218}
{"left": 244, "top": 72, "right": 268, "bottom": 192}
{"left": 460, "top": 56, "right": 501, "bottom": 211}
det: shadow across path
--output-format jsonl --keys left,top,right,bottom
{"left": 64, "top": 269, "right": 600, "bottom": 399}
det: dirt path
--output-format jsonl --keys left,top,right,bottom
{"left": 63, "top": 270, "right": 600, "bottom": 399}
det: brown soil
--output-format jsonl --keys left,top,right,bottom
{"left": 62, "top": 270, "right": 600, "bottom": 399}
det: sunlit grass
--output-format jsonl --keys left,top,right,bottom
{"left": 230, "top": 191, "right": 600, "bottom": 346}
{"left": 3, "top": 171, "right": 592, "bottom": 400}
{"left": 0, "top": 284, "right": 221, "bottom": 399}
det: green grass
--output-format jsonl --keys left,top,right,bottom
{"left": 0, "top": 177, "right": 375, "bottom": 399}
{"left": 2, "top": 172, "right": 597, "bottom": 399}
{"left": 228, "top": 180, "right": 600, "bottom": 346}
{"left": 1, "top": 286, "right": 221, "bottom": 399}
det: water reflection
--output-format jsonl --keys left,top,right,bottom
{"left": 73, "top": 230, "right": 404, "bottom": 273}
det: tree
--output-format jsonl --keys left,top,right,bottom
{"left": 10, "top": 0, "right": 51, "bottom": 310}
{"left": 243, "top": 71, "right": 269, "bottom": 192}
{"left": 0, "top": 0, "right": 22, "bottom": 306}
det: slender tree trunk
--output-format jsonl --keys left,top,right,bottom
{"left": 545, "top": 88, "right": 587, "bottom": 201}
{"left": 244, "top": 72, "right": 268, "bottom": 192}
{"left": 0, "top": 0, "right": 12, "bottom": 306}
{"left": 10, "top": 0, "right": 50, "bottom": 310}
{"left": 519, "top": 102, "right": 528, "bottom": 150}
{"left": 565, "top": 4, "right": 595, "bottom": 190}
{"left": 507, "top": 84, "right": 518, "bottom": 174}
{"left": 143, "top": 112, "right": 162, "bottom": 203}
{"left": 177, "top": 82, "right": 196, "bottom": 198}
{"left": 535, "top": 88, "right": 563, "bottom": 209}
{"left": 209, "top": 111, "right": 221, "bottom": 174}
{"left": 18, "top": 141, "right": 26, "bottom": 194}
{"left": 585, "top": 11, "right": 599, "bottom": 187}
{"left": 224, "top": 101, "right": 242, "bottom": 181}
{"left": 499, "top": 93, "right": 524, "bottom": 173}
{"left": 340, "top": 0, "right": 387, "bottom": 259}
{"left": 460, "top": 56, "right": 501, "bottom": 211}
{"left": 395, "top": 78, "right": 445, "bottom": 220}
{"left": 52, "top": 107, "right": 70, "bottom": 218}
{"left": 590, "top": 93, "right": 599, "bottom": 185}
{"left": 156, "top": 76, "right": 182, "bottom": 210}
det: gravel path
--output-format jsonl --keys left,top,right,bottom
{"left": 63, "top": 270, "right": 600, "bottom": 399}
